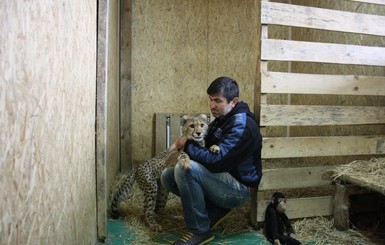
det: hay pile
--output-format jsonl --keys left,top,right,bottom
{"left": 110, "top": 168, "right": 380, "bottom": 244}
{"left": 331, "top": 158, "right": 385, "bottom": 193}
{"left": 112, "top": 181, "right": 185, "bottom": 245}
{"left": 293, "top": 216, "right": 376, "bottom": 245}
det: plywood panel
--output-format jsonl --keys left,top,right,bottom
{"left": 0, "top": 1, "right": 97, "bottom": 244}
{"left": 262, "top": 136, "right": 385, "bottom": 158}
{"left": 262, "top": 39, "right": 385, "bottom": 66}
{"left": 131, "top": 0, "right": 259, "bottom": 161}
{"left": 261, "top": 105, "right": 385, "bottom": 126}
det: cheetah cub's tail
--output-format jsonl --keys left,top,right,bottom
{"left": 109, "top": 169, "right": 136, "bottom": 219}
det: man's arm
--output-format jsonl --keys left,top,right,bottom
{"left": 185, "top": 113, "right": 260, "bottom": 172}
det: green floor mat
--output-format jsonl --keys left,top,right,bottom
{"left": 152, "top": 229, "right": 271, "bottom": 245}
{"left": 100, "top": 219, "right": 136, "bottom": 245}
{"left": 100, "top": 219, "right": 271, "bottom": 244}
{"left": 100, "top": 219, "right": 317, "bottom": 244}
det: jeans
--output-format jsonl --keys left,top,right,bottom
{"left": 160, "top": 160, "right": 251, "bottom": 234}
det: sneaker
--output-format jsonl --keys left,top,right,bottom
{"left": 210, "top": 209, "right": 231, "bottom": 229}
{"left": 172, "top": 231, "right": 214, "bottom": 245}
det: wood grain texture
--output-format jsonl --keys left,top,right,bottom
{"left": 262, "top": 39, "right": 385, "bottom": 66}
{"left": 1, "top": 1, "right": 97, "bottom": 244}
{"left": 259, "top": 166, "right": 332, "bottom": 190}
{"left": 260, "top": 105, "right": 385, "bottom": 126}
{"left": 261, "top": 71, "right": 385, "bottom": 96}
{"left": 256, "top": 196, "right": 333, "bottom": 221}
{"left": 262, "top": 1, "right": 385, "bottom": 36}
{"left": 262, "top": 136, "right": 385, "bottom": 158}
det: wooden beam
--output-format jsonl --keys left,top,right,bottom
{"left": 337, "top": 174, "right": 385, "bottom": 195}
{"left": 261, "top": 1, "right": 385, "bottom": 36}
{"left": 260, "top": 105, "right": 385, "bottom": 126}
{"left": 261, "top": 39, "right": 385, "bottom": 66}
{"left": 333, "top": 184, "right": 350, "bottom": 231}
{"left": 262, "top": 136, "right": 385, "bottom": 158}
{"left": 261, "top": 71, "right": 385, "bottom": 96}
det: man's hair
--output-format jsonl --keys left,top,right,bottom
{"left": 207, "top": 77, "right": 239, "bottom": 102}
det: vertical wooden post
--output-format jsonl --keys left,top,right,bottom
{"left": 333, "top": 183, "right": 350, "bottom": 230}
{"left": 120, "top": 0, "right": 132, "bottom": 171}
{"left": 249, "top": 191, "right": 259, "bottom": 228}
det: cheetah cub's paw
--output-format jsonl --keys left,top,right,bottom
{"left": 209, "top": 145, "right": 220, "bottom": 154}
{"left": 178, "top": 152, "right": 191, "bottom": 170}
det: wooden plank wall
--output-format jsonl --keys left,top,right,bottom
{"left": 251, "top": 0, "right": 385, "bottom": 225}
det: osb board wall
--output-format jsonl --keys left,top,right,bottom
{"left": 265, "top": 0, "right": 385, "bottom": 166}
{"left": 131, "top": 0, "right": 259, "bottom": 161}
{"left": 0, "top": 1, "right": 97, "bottom": 244}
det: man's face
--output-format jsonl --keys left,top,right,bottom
{"left": 208, "top": 93, "right": 238, "bottom": 118}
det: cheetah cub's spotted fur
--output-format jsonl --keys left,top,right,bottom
{"left": 109, "top": 114, "right": 220, "bottom": 232}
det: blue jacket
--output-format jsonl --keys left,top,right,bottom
{"left": 184, "top": 101, "right": 263, "bottom": 187}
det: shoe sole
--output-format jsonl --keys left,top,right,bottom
{"left": 198, "top": 235, "right": 214, "bottom": 245}
{"left": 211, "top": 211, "right": 231, "bottom": 230}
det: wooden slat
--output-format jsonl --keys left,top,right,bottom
{"left": 259, "top": 166, "right": 332, "bottom": 190}
{"left": 261, "top": 1, "right": 385, "bottom": 36}
{"left": 256, "top": 196, "right": 333, "bottom": 222}
{"left": 261, "top": 71, "right": 385, "bottom": 96}
{"left": 261, "top": 39, "right": 385, "bottom": 66}
{"left": 349, "top": 0, "right": 385, "bottom": 5}
{"left": 262, "top": 136, "right": 385, "bottom": 158}
{"left": 260, "top": 105, "right": 385, "bottom": 126}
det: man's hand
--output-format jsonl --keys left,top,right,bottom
{"left": 274, "top": 239, "right": 281, "bottom": 245}
{"left": 175, "top": 135, "right": 187, "bottom": 150}
{"left": 289, "top": 233, "right": 297, "bottom": 239}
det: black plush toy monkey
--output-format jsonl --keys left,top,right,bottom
{"left": 264, "top": 192, "right": 302, "bottom": 245}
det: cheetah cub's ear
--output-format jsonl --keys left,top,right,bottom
{"left": 180, "top": 115, "right": 191, "bottom": 127}
{"left": 198, "top": 114, "right": 208, "bottom": 123}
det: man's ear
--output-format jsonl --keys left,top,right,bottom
{"left": 231, "top": 97, "right": 239, "bottom": 108}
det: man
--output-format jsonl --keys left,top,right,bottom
{"left": 161, "top": 76, "right": 263, "bottom": 245}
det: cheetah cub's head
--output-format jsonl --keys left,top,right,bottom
{"left": 181, "top": 114, "right": 208, "bottom": 147}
